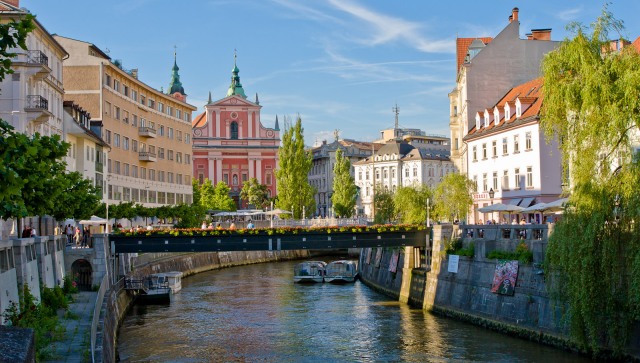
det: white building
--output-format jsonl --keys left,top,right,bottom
{"left": 465, "top": 78, "right": 562, "bottom": 224}
{"left": 0, "top": 1, "right": 67, "bottom": 137}
{"left": 354, "top": 140, "right": 455, "bottom": 218}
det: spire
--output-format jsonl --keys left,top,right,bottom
{"left": 255, "top": 93, "right": 259, "bottom": 105}
{"left": 207, "top": 91, "right": 212, "bottom": 104}
{"left": 226, "top": 49, "right": 247, "bottom": 98}
{"left": 392, "top": 103, "right": 400, "bottom": 138}
{"left": 274, "top": 115, "right": 280, "bottom": 131}
{"left": 168, "top": 46, "right": 186, "bottom": 96}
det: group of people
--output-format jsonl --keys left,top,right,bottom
{"left": 21, "top": 226, "right": 37, "bottom": 238}
{"left": 59, "top": 224, "right": 91, "bottom": 248}
{"left": 201, "top": 219, "right": 254, "bottom": 230}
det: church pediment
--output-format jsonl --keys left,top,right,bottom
{"left": 211, "top": 95, "right": 259, "bottom": 108}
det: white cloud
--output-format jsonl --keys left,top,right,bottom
{"left": 557, "top": 6, "right": 583, "bottom": 22}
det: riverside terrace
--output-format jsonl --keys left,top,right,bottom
{"left": 110, "top": 225, "right": 429, "bottom": 253}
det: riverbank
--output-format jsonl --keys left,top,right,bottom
{"left": 46, "top": 291, "right": 96, "bottom": 363}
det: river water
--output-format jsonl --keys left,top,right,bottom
{"left": 117, "top": 258, "right": 591, "bottom": 362}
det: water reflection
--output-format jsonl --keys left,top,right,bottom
{"left": 118, "top": 259, "right": 591, "bottom": 362}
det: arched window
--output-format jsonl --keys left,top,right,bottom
{"left": 230, "top": 121, "right": 238, "bottom": 139}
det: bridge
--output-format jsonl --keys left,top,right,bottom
{"left": 110, "top": 228, "right": 429, "bottom": 253}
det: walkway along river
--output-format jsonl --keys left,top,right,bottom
{"left": 116, "top": 259, "right": 591, "bottom": 362}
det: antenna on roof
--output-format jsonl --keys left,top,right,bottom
{"left": 392, "top": 103, "right": 400, "bottom": 138}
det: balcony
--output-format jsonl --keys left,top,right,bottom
{"left": 139, "top": 151, "right": 157, "bottom": 162}
{"left": 24, "top": 95, "right": 53, "bottom": 124}
{"left": 13, "top": 50, "right": 51, "bottom": 80}
{"left": 138, "top": 126, "right": 156, "bottom": 138}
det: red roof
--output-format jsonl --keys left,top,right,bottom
{"left": 192, "top": 112, "right": 206, "bottom": 128}
{"left": 456, "top": 37, "right": 493, "bottom": 74}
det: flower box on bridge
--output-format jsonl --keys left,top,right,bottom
{"left": 109, "top": 225, "right": 429, "bottom": 253}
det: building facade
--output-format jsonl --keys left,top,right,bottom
{"left": 449, "top": 8, "right": 559, "bottom": 175}
{"left": 0, "top": 1, "right": 67, "bottom": 137}
{"left": 309, "top": 137, "right": 378, "bottom": 217}
{"left": 55, "top": 35, "right": 197, "bottom": 208}
{"left": 464, "top": 78, "right": 562, "bottom": 224}
{"left": 192, "top": 57, "right": 280, "bottom": 206}
{"left": 354, "top": 140, "right": 455, "bottom": 218}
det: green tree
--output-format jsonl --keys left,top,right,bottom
{"left": 275, "top": 116, "right": 315, "bottom": 219}
{"left": 432, "top": 173, "right": 474, "bottom": 222}
{"left": 540, "top": 7, "right": 640, "bottom": 355}
{"left": 50, "top": 171, "right": 102, "bottom": 221}
{"left": 192, "top": 178, "right": 202, "bottom": 205}
{"left": 373, "top": 185, "right": 395, "bottom": 224}
{"left": 393, "top": 185, "right": 431, "bottom": 224}
{"left": 201, "top": 179, "right": 236, "bottom": 211}
{"left": 240, "top": 177, "right": 269, "bottom": 209}
{"left": 0, "top": 15, "right": 34, "bottom": 82}
{"left": 331, "top": 148, "right": 357, "bottom": 218}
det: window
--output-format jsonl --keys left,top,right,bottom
{"left": 223, "top": 173, "right": 229, "bottom": 184}
{"left": 148, "top": 98, "right": 155, "bottom": 109}
{"left": 514, "top": 135, "right": 520, "bottom": 153}
{"left": 525, "top": 132, "right": 532, "bottom": 150}
{"left": 115, "top": 106, "right": 120, "bottom": 120}
{"left": 114, "top": 133, "right": 120, "bottom": 148}
{"left": 358, "top": 171, "right": 362, "bottom": 180}
{"left": 167, "top": 106, "right": 173, "bottom": 117}
{"left": 124, "top": 85, "right": 129, "bottom": 97}
{"left": 482, "top": 173, "right": 488, "bottom": 192}
{"left": 176, "top": 152, "right": 182, "bottom": 163}
{"left": 140, "top": 94, "right": 146, "bottom": 106}
{"left": 493, "top": 172, "right": 498, "bottom": 190}
{"left": 383, "top": 169, "right": 388, "bottom": 179}
{"left": 366, "top": 170, "right": 370, "bottom": 180}
{"left": 242, "top": 173, "right": 248, "bottom": 182}
{"left": 131, "top": 90, "right": 138, "bottom": 102}
{"left": 185, "top": 134, "right": 190, "bottom": 144}
{"left": 404, "top": 168, "right": 409, "bottom": 177}
{"left": 167, "top": 150, "right": 174, "bottom": 161}
{"left": 502, "top": 137, "right": 508, "bottom": 155}
{"left": 168, "top": 172, "right": 174, "bottom": 183}
{"left": 123, "top": 110, "right": 129, "bottom": 124}
{"left": 492, "top": 140, "right": 497, "bottom": 157}
{"left": 158, "top": 171, "right": 165, "bottom": 182}
{"left": 168, "top": 127, "right": 174, "bottom": 139}
{"left": 158, "top": 102, "right": 164, "bottom": 113}
{"left": 176, "top": 109, "right": 182, "bottom": 119}
{"left": 114, "top": 161, "right": 121, "bottom": 175}
{"left": 177, "top": 174, "right": 183, "bottom": 185}
{"left": 132, "top": 140, "right": 138, "bottom": 152}
{"left": 482, "top": 143, "right": 487, "bottom": 159}
{"left": 113, "top": 79, "right": 120, "bottom": 92}
{"left": 230, "top": 122, "right": 238, "bottom": 139}
{"left": 413, "top": 168, "right": 417, "bottom": 177}
{"left": 132, "top": 165, "right": 138, "bottom": 178}
{"left": 526, "top": 166, "right": 533, "bottom": 188}
{"left": 124, "top": 163, "right": 130, "bottom": 176}
{"left": 149, "top": 169, "right": 155, "bottom": 181}
{"left": 105, "top": 74, "right": 111, "bottom": 87}
{"left": 141, "top": 167, "right": 147, "bottom": 180}
{"left": 266, "top": 173, "right": 272, "bottom": 185}
{"left": 158, "top": 147, "right": 165, "bottom": 159}
{"left": 502, "top": 170, "right": 509, "bottom": 190}
{"left": 177, "top": 130, "right": 183, "bottom": 141}
{"left": 391, "top": 168, "right": 395, "bottom": 179}
{"left": 104, "top": 101, "right": 111, "bottom": 117}
{"left": 86, "top": 145, "right": 90, "bottom": 160}
{"left": 473, "top": 175, "right": 478, "bottom": 191}
{"left": 132, "top": 114, "right": 138, "bottom": 127}
{"left": 515, "top": 168, "right": 521, "bottom": 189}
{"left": 185, "top": 154, "right": 191, "bottom": 164}
{"left": 123, "top": 137, "right": 129, "bottom": 151}
{"left": 158, "top": 125, "right": 164, "bottom": 136}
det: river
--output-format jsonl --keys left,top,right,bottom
{"left": 117, "top": 258, "right": 591, "bottom": 362}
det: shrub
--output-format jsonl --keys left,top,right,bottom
{"left": 487, "top": 242, "right": 533, "bottom": 264}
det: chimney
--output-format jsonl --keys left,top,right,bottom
{"left": 4, "top": 0, "right": 19, "bottom": 7}
{"left": 530, "top": 29, "right": 552, "bottom": 41}
{"left": 512, "top": 7, "right": 519, "bottom": 22}
{"left": 130, "top": 68, "right": 138, "bottom": 79}
{"left": 526, "top": 33, "right": 533, "bottom": 40}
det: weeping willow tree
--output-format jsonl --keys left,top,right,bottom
{"left": 540, "top": 6, "right": 640, "bottom": 356}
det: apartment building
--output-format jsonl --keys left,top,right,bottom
{"left": 55, "top": 35, "right": 197, "bottom": 207}
{"left": 449, "top": 8, "right": 559, "bottom": 175}
{"left": 0, "top": 1, "right": 67, "bottom": 137}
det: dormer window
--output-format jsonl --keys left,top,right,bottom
{"left": 475, "top": 113, "right": 481, "bottom": 130}
{"left": 504, "top": 104, "right": 511, "bottom": 120}
{"left": 515, "top": 99, "right": 522, "bottom": 117}
{"left": 484, "top": 110, "right": 490, "bottom": 127}
{"left": 494, "top": 107, "right": 500, "bottom": 124}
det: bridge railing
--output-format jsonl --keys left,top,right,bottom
{"left": 271, "top": 217, "right": 370, "bottom": 228}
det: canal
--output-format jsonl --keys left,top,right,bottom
{"left": 117, "top": 258, "right": 591, "bottom": 362}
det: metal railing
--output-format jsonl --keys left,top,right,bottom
{"left": 26, "top": 50, "right": 48, "bottom": 66}
{"left": 25, "top": 95, "right": 48, "bottom": 110}
{"left": 91, "top": 274, "right": 109, "bottom": 363}
{"left": 271, "top": 217, "right": 370, "bottom": 228}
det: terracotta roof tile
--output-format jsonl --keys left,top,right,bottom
{"left": 456, "top": 37, "right": 493, "bottom": 74}
{"left": 192, "top": 112, "right": 206, "bottom": 128}
{"left": 633, "top": 36, "right": 640, "bottom": 53}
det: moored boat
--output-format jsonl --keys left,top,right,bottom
{"left": 293, "top": 261, "right": 326, "bottom": 283}
{"left": 151, "top": 271, "right": 183, "bottom": 294}
{"left": 324, "top": 260, "right": 358, "bottom": 283}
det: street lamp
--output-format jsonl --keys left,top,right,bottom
{"left": 488, "top": 188, "right": 495, "bottom": 223}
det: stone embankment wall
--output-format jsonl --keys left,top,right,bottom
{"left": 101, "top": 249, "right": 310, "bottom": 362}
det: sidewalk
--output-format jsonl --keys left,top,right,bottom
{"left": 46, "top": 290, "right": 97, "bottom": 363}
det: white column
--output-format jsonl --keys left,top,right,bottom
{"left": 248, "top": 112, "right": 253, "bottom": 138}
{"left": 208, "top": 158, "right": 215, "bottom": 183}
{"left": 256, "top": 159, "right": 262, "bottom": 182}
{"left": 215, "top": 111, "right": 220, "bottom": 137}
{"left": 216, "top": 158, "right": 223, "bottom": 183}
{"left": 248, "top": 158, "right": 255, "bottom": 179}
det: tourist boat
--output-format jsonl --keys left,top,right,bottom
{"left": 151, "top": 271, "right": 183, "bottom": 294}
{"left": 324, "top": 260, "right": 359, "bottom": 283}
{"left": 136, "top": 274, "right": 171, "bottom": 305}
{"left": 293, "top": 261, "right": 326, "bottom": 283}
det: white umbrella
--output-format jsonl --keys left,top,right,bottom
{"left": 541, "top": 198, "right": 569, "bottom": 214}
{"left": 478, "top": 203, "right": 524, "bottom": 213}
{"left": 78, "top": 215, "right": 108, "bottom": 225}
{"left": 521, "top": 202, "right": 547, "bottom": 213}
{"left": 264, "top": 209, "right": 292, "bottom": 216}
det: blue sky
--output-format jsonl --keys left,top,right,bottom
{"left": 22, "top": 1, "right": 640, "bottom": 145}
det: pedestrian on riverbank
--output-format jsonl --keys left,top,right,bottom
{"left": 247, "top": 220, "right": 254, "bottom": 229}
{"left": 229, "top": 222, "right": 236, "bottom": 230}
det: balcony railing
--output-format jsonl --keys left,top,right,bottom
{"left": 26, "top": 50, "right": 49, "bottom": 66}
{"left": 138, "top": 126, "right": 156, "bottom": 138}
{"left": 25, "top": 95, "right": 49, "bottom": 110}
{"left": 139, "top": 151, "right": 157, "bottom": 162}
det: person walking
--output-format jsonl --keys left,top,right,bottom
{"left": 74, "top": 227, "right": 82, "bottom": 246}
{"left": 66, "top": 224, "right": 74, "bottom": 245}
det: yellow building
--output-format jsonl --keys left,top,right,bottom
{"left": 54, "top": 35, "right": 197, "bottom": 208}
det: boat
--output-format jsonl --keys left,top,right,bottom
{"left": 293, "top": 261, "right": 326, "bottom": 283}
{"left": 324, "top": 260, "right": 359, "bottom": 283}
{"left": 151, "top": 271, "right": 183, "bottom": 294}
{"left": 136, "top": 274, "right": 171, "bottom": 305}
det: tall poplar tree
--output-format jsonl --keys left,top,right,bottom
{"left": 540, "top": 7, "right": 640, "bottom": 355}
{"left": 331, "top": 148, "right": 357, "bottom": 218}
{"left": 275, "top": 116, "right": 315, "bottom": 219}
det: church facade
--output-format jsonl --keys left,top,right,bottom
{"left": 192, "top": 56, "right": 280, "bottom": 207}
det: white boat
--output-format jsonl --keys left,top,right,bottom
{"left": 324, "top": 260, "right": 359, "bottom": 283}
{"left": 293, "top": 261, "right": 326, "bottom": 283}
{"left": 151, "top": 271, "right": 183, "bottom": 293}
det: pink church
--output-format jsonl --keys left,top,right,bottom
{"left": 192, "top": 56, "right": 280, "bottom": 207}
